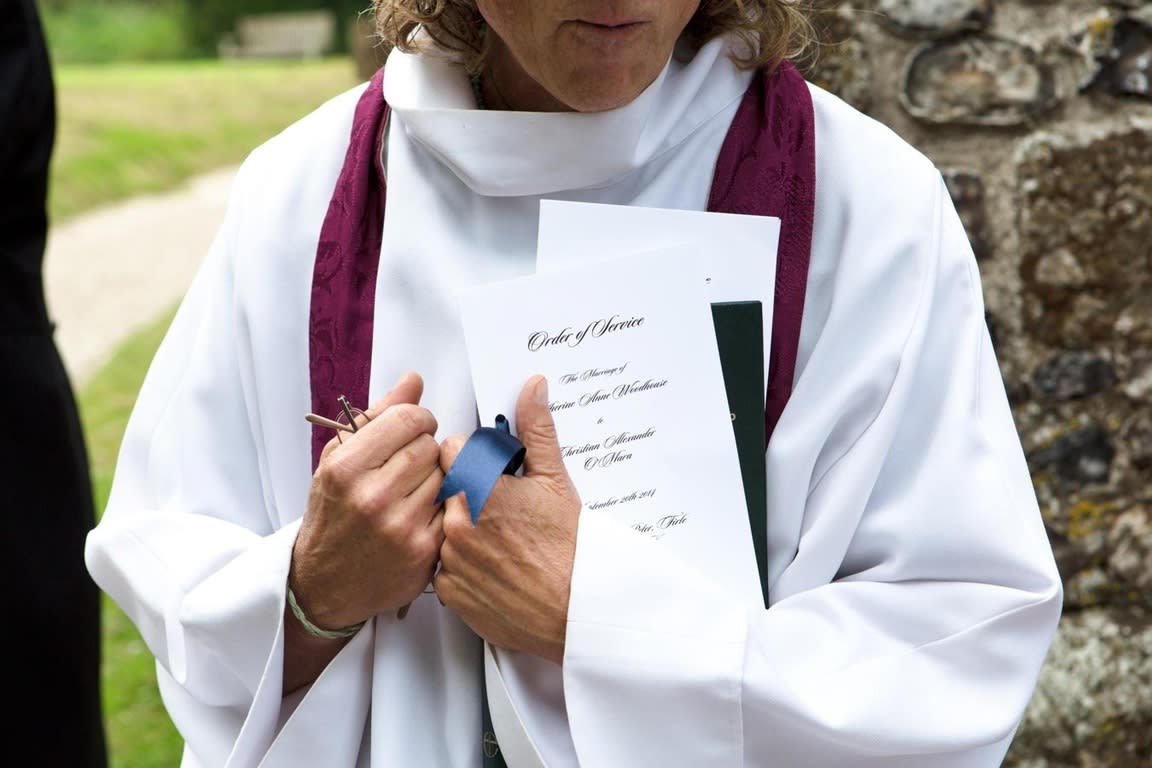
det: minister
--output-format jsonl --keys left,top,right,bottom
{"left": 86, "top": 1, "right": 1063, "bottom": 765}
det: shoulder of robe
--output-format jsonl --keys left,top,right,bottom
{"left": 806, "top": 81, "right": 944, "bottom": 232}
{"left": 212, "top": 81, "right": 373, "bottom": 287}
{"left": 793, "top": 83, "right": 962, "bottom": 388}
{"left": 229, "top": 81, "right": 373, "bottom": 225}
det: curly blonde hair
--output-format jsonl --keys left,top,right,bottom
{"left": 373, "top": 1, "right": 814, "bottom": 75}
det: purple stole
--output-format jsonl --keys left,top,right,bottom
{"left": 306, "top": 61, "right": 815, "bottom": 767}
{"left": 309, "top": 63, "right": 815, "bottom": 468}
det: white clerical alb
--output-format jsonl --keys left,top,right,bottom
{"left": 85, "top": 30, "right": 1061, "bottom": 767}
{"left": 380, "top": 37, "right": 759, "bottom": 767}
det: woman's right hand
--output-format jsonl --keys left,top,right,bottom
{"left": 289, "top": 371, "right": 444, "bottom": 632}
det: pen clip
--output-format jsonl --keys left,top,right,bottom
{"left": 337, "top": 395, "right": 360, "bottom": 434}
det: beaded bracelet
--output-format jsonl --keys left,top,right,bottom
{"left": 286, "top": 584, "right": 366, "bottom": 640}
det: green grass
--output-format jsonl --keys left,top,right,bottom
{"left": 80, "top": 309, "right": 183, "bottom": 768}
{"left": 81, "top": 309, "right": 175, "bottom": 506}
{"left": 51, "top": 57, "right": 360, "bottom": 221}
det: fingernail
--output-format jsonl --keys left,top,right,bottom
{"left": 534, "top": 376, "right": 549, "bottom": 405}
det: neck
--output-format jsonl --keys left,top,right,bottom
{"left": 481, "top": 34, "right": 572, "bottom": 113}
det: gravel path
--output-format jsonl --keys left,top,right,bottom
{"left": 44, "top": 166, "right": 238, "bottom": 387}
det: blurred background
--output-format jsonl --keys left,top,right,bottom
{"left": 801, "top": 4, "right": 1152, "bottom": 766}
{"left": 32, "top": 1, "right": 1151, "bottom": 766}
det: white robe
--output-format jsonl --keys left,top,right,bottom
{"left": 86, "top": 38, "right": 1062, "bottom": 768}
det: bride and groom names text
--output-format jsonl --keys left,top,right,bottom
{"left": 544, "top": 352, "right": 685, "bottom": 534}
{"left": 561, "top": 426, "right": 656, "bottom": 470}
{"left": 549, "top": 379, "right": 669, "bottom": 412}
{"left": 548, "top": 358, "right": 668, "bottom": 416}
{"left": 550, "top": 357, "right": 665, "bottom": 474}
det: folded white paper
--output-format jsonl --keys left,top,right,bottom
{"left": 537, "top": 199, "right": 780, "bottom": 398}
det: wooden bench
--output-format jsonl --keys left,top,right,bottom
{"left": 219, "top": 11, "right": 337, "bottom": 60}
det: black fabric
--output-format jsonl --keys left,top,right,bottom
{"left": 1, "top": 0, "right": 53, "bottom": 331}
{"left": 0, "top": 2, "right": 109, "bottom": 765}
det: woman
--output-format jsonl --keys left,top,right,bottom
{"left": 3, "top": 1, "right": 108, "bottom": 765}
{"left": 86, "top": 1, "right": 1062, "bottom": 766}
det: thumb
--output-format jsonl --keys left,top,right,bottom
{"left": 365, "top": 371, "right": 424, "bottom": 418}
{"left": 318, "top": 372, "right": 424, "bottom": 461}
{"left": 514, "top": 375, "right": 566, "bottom": 478}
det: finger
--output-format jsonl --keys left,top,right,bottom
{"left": 432, "top": 568, "right": 452, "bottom": 607}
{"left": 432, "top": 551, "right": 483, "bottom": 621}
{"left": 316, "top": 410, "right": 372, "bottom": 463}
{"left": 399, "top": 461, "right": 446, "bottom": 527}
{"left": 423, "top": 519, "right": 446, "bottom": 595}
{"left": 337, "top": 403, "right": 439, "bottom": 472}
{"left": 361, "top": 433, "right": 441, "bottom": 505}
{"left": 439, "top": 435, "right": 468, "bottom": 474}
{"left": 319, "top": 372, "right": 423, "bottom": 464}
{"left": 427, "top": 503, "right": 446, "bottom": 544}
{"left": 514, "top": 375, "right": 567, "bottom": 478}
{"left": 319, "top": 431, "right": 343, "bottom": 462}
{"left": 441, "top": 491, "right": 474, "bottom": 540}
{"left": 419, "top": 516, "right": 445, "bottom": 583}
{"left": 363, "top": 371, "right": 425, "bottom": 420}
{"left": 434, "top": 538, "right": 469, "bottom": 594}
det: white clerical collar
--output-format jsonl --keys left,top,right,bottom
{"left": 382, "top": 36, "right": 752, "bottom": 197}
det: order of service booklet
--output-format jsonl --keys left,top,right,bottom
{"left": 458, "top": 245, "right": 764, "bottom": 609}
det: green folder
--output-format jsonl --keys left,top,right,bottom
{"left": 710, "top": 301, "right": 769, "bottom": 608}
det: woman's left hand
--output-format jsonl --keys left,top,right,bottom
{"left": 434, "top": 375, "right": 580, "bottom": 665}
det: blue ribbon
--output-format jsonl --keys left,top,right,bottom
{"left": 436, "top": 415, "right": 526, "bottom": 525}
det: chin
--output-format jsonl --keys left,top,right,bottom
{"left": 563, "top": 88, "right": 642, "bottom": 113}
{"left": 555, "top": 69, "right": 653, "bottom": 113}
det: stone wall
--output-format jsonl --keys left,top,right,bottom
{"left": 803, "top": 2, "right": 1152, "bottom": 765}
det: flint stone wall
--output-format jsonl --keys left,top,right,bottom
{"left": 803, "top": 2, "right": 1152, "bottom": 765}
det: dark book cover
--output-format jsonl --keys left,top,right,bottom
{"left": 711, "top": 301, "right": 769, "bottom": 609}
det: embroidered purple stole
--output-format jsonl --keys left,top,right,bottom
{"left": 708, "top": 64, "right": 816, "bottom": 441}
{"left": 308, "top": 63, "right": 815, "bottom": 467}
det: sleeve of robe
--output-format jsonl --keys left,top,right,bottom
{"left": 560, "top": 134, "right": 1063, "bottom": 765}
{"left": 83, "top": 136, "right": 375, "bottom": 767}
